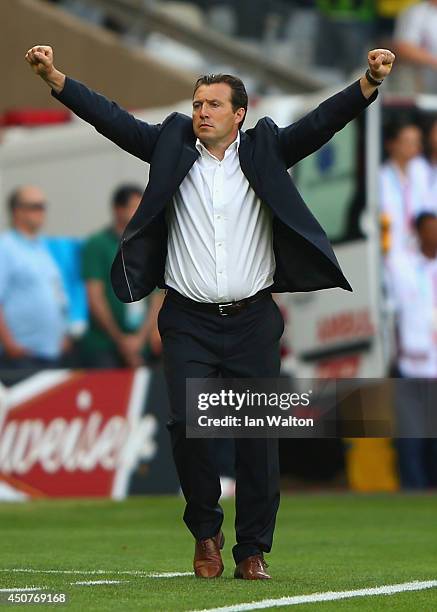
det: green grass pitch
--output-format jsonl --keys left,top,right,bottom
{"left": 0, "top": 494, "right": 436, "bottom": 611}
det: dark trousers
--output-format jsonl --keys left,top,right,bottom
{"left": 158, "top": 291, "right": 283, "bottom": 565}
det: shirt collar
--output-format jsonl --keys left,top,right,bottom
{"left": 12, "top": 228, "right": 42, "bottom": 245}
{"left": 195, "top": 132, "right": 240, "bottom": 159}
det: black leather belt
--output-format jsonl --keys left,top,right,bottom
{"left": 166, "top": 287, "right": 272, "bottom": 316}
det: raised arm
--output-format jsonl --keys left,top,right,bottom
{"left": 25, "top": 45, "right": 160, "bottom": 163}
{"left": 278, "top": 49, "right": 395, "bottom": 169}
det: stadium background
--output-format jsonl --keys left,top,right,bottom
{"left": 1, "top": 1, "right": 437, "bottom": 610}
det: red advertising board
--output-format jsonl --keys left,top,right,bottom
{"left": 0, "top": 369, "right": 159, "bottom": 499}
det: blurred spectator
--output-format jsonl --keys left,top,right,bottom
{"left": 0, "top": 186, "right": 69, "bottom": 369}
{"left": 80, "top": 184, "right": 163, "bottom": 369}
{"left": 411, "top": 117, "right": 437, "bottom": 211}
{"left": 387, "top": 212, "right": 437, "bottom": 488}
{"left": 282, "top": 0, "right": 318, "bottom": 69}
{"left": 235, "top": 0, "right": 269, "bottom": 39}
{"left": 45, "top": 236, "right": 88, "bottom": 342}
{"left": 376, "top": 0, "right": 419, "bottom": 38}
{"left": 394, "top": 0, "right": 437, "bottom": 93}
{"left": 315, "top": 0, "right": 376, "bottom": 77}
{"left": 380, "top": 122, "right": 434, "bottom": 255}
{"left": 51, "top": 0, "right": 105, "bottom": 26}
{"left": 426, "top": 118, "right": 437, "bottom": 198}
{"left": 47, "top": 0, "right": 124, "bottom": 33}
{"left": 204, "top": 1, "right": 237, "bottom": 37}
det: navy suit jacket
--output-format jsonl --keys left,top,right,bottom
{"left": 53, "top": 78, "right": 377, "bottom": 303}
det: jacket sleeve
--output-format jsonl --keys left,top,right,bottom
{"left": 51, "top": 77, "right": 161, "bottom": 163}
{"left": 277, "top": 80, "right": 378, "bottom": 169}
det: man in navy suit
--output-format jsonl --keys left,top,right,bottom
{"left": 26, "top": 45, "right": 395, "bottom": 579}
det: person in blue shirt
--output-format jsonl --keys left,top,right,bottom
{"left": 0, "top": 186, "right": 69, "bottom": 369}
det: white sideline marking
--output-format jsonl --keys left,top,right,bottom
{"left": 0, "top": 568, "right": 149, "bottom": 577}
{"left": 0, "top": 568, "right": 193, "bottom": 578}
{"left": 191, "top": 580, "right": 437, "bottom": 612}
{"left": 0, "top": 587, "right": 44, "bottom": 592}
{"left": 149, "top": 572, "right": 193, "bottom": 578}
{"left": 71, "top": 580, "right": 124, "bottom": 586}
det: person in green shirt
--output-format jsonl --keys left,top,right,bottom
{"left": 81, "top": 184, "right": 163, "bottom": 368}
{"left": 316, "top": 0, "right": 376, "bottom": 76}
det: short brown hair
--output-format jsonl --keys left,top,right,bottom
{"left": 193, "top": 74, "right": 248, "bottom": 128}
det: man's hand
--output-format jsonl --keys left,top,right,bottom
{"left": 24, "top": 45, "right": 65, "bottom": 93}
{"left": 25, "top": 45, "right": 54, "bottom": 78}
{"left": 117, "top": 334, "right": 145, "bottom": 368}
{"left": 360, "top": 48, "right": 396, "bottom": 99}
{"left": 149, "top": 327, "right": 163, "bottom": 356}
{"left": 368, "top": 49, "right": 396, "bottom": 81}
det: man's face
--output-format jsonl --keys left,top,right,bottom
{"left": 418, "top": 217, "right": 437, "bottom": 252}
{"left": 192, "top": 83, "right": 245, "bottom": 145}
{"left": 389, "top": 126, "right": 423, "bottom": 163}
{"left": 13, "top": 186, "right": 47, "bottom": 234}
{"left": 113, "top": 193, "right": 141, "bottom": 230}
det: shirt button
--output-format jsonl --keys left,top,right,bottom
{"left": 216, "top": 215, "right": 221, "bottom": 219}
{"left": 217, "top": 243, "right": 222, "bottom": 247}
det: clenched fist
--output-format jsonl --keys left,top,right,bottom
{"left": 24, "top": 45, "right": 65, "bottom": 93}
{"left": 25, "top": 45, "right": 54, "bottom": 77}
{"left": 368, "top": 49, "right": 396, "bottom": 81}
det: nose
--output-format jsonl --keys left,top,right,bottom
{"left": 200, "top": 103, "right": 209, "bottom": 118}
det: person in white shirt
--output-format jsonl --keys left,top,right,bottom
{"left": 394, "top": 0, "right": 437, "bottom": 93}
{"left": 380, "top": 122, "right": 434, "bottom": 255}
{"left": 409, "top": 118, "right": 437, "bottom": 212}
{"left": 386, "top": 211, "right": 437, "bottom": 488}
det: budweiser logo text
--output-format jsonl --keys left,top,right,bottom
{"left": 0, "top": 407, "right": 157, "bottom": 474}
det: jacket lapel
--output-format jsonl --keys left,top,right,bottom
{"left": 174, "top": 135, "right": 199, "bottom": 186}
{"left": 123, "top": 128, "right": 198, "bottom": 242}
{"left": 238, "top": 131, "right": 263, "bottom": 199}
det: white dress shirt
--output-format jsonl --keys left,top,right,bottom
{"left": 164, "top": 133, "right": 276, "bottom": 303}
{"left": 380, "top": 158, "right": 435, "bottom": 255}
{"left": 387, "top": 250, "right": 437, "bottom": 377}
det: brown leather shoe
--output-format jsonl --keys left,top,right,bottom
{"left": 193, "top": 531, "right": 225, "bottom": 578}
{"left": 234, "top": 554, "right": 271, "bottom": 580}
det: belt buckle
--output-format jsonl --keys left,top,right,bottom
{"left": 218, "top": 302, "right": 233, "bottom": 316}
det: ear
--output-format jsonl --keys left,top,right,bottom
{"left": 235, "top": 107, "right": 245, "bottom": 125}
